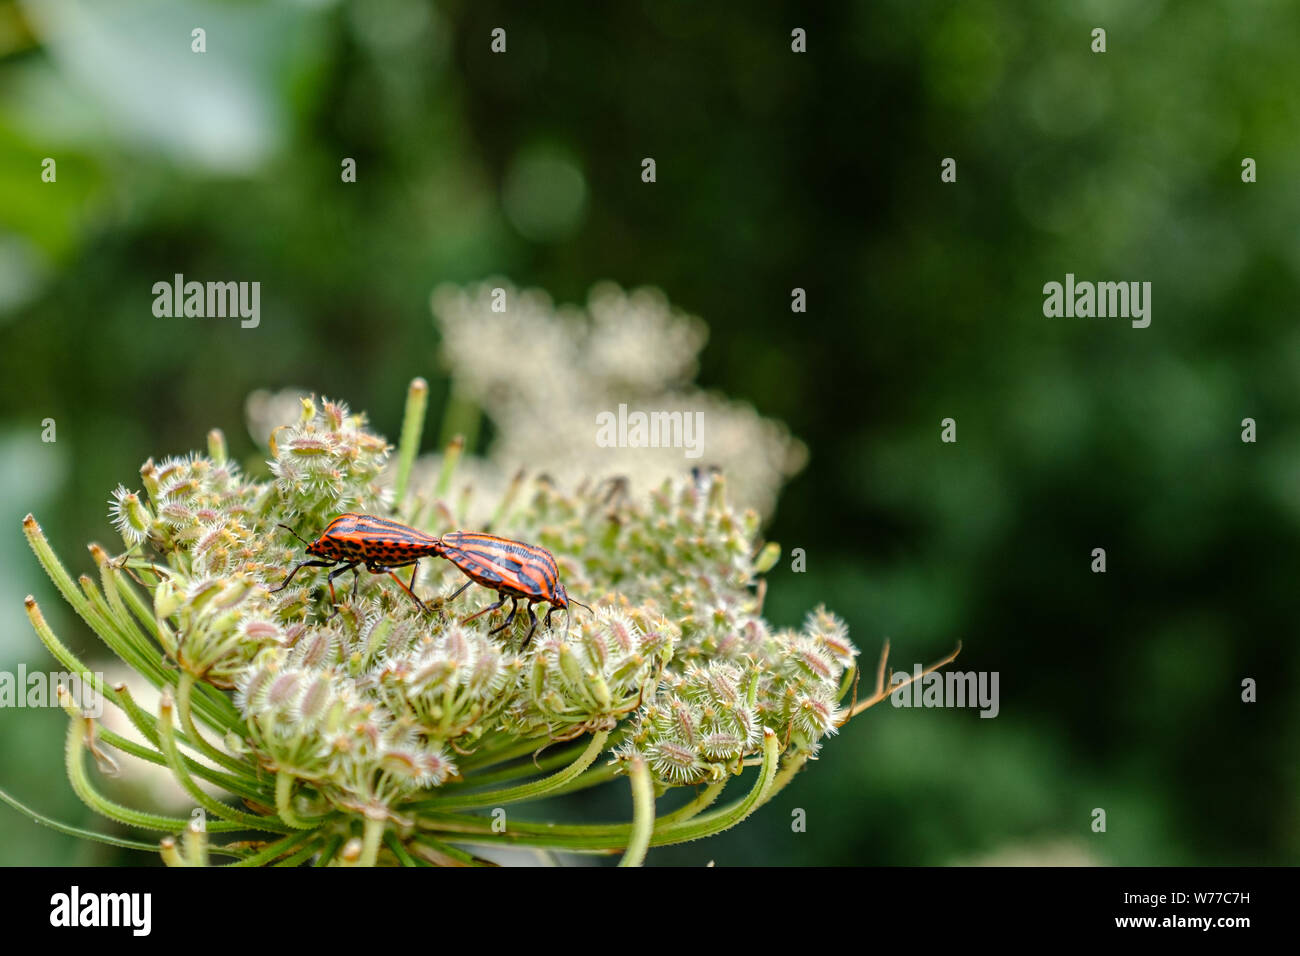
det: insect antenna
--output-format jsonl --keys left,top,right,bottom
{"left": 276, "top": 523, "right": 314, "bottom": 547}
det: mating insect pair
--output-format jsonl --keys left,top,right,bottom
{"left": 270, "top": 513, "right": 591, "bottom": 645}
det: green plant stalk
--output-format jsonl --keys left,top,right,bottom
{"left": 412, "top": 833, "right": 493, "bottom": 866}
{"left": 111, "top": 682, "right": 267, "bottom": 798}
{"left": 156, "top": 693, "right": 293, "bottom": 834}
{"left": 93, "top": 720, "right": 266, "bottom": 802}
{"left": 24, "top": 602, "right": 256, "bottom": 801}
{"left": 63, "top": 708, "right": 245, "bottom": 833}
{"left": 109, "top": 553, "right": 244, "bottom": 732}
{"left": 758, "top": 749, "right": 812, "bottom": 808}
{"left": 92, "top": 546, "right": 136, "bottom": 635}
{"left": 434, "top": 434, "right": 464, "bottom": 500}
{"left": 0, "top": 784, "right": 177, "bottom": 853}
{"left": 273, "top": 772, "right": 331, "bottom": 830}
{"left": 657, "top": 779, "right": 728, "bottom": 825}
{"left": 174, "top": 672, "right": 255, "bottom": 777}
{"left": 24, "top": 596, "right": 124, "bottom": 717}
{"left": 488, "top": 468, "right": 525, "bottom": 531}
{"left": 160, "top": 839, "right": 186, "bottom": 866}
{"left": 275, "top": 837, "right": 327, "bottom": 867}
{"left": 28, "top": 514, "right": 239, "bottom": 736}
{"left": 413, "top": 730, "right": 609, "bottom": 811}
{"left": 437, "top": 736, "right": 595, "bottom": 790}
{"left": 183, "top": 821, "right": 209, "bottom": 867}
{"left": 437, "top": 385, "right": 480, "bottom": 457}
{"left": 534, "top": 759, "right": 622, "bottom": 799}
{"left": 229, "top": 828, "right": 321, "bottom": 867}
{"left": 393, "top": 377, "right": 428, "bottom": 511}
{"left": 618, "top": 758, "right": 653, "bottom": 867}
{"left": 313, "top": 833, "right": 344, "bottom": 867}
{"left": 358, "top": 816, "right": 385, "bottom": 867}
{"left": 453, "top": 729, "right": 561, "bottom": 772}
{"left": 384, "top": 830, "right": 423, "bottom": 867}
{"left": 416, "top": 730, "right": 781, "bottom": 852}
{"left": 646, "top": 730, "right": 780, "bottom": 846}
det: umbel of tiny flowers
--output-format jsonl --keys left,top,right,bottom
{"left": 3, "top": 379, "right": 958, "bottom": 866}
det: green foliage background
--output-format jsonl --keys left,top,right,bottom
{"left": 0, "top": 0, "right": 1297, "bottom": 865}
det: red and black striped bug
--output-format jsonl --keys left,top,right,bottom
{"left": 437, "top": 531, "right": 592, "bottom": 645}
{"left": 270, "top": 513, "right": 441, "bottom": 613}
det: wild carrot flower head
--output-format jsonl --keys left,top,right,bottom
{"left": 11, "top": 285, "right": 932, "bottom": 867}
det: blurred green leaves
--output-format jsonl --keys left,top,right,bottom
{"left": 1, "top": 0, "right": 1298, "bottom": 865}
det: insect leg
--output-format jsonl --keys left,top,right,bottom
{"left": 387, "top": 560, "right": 428, "bottom": 612}
{"left": 269, "top": 559, "right": 335, "bottom": 593}
{"left": 462, "top": 595, "right": 506, "bottom": 626}
{"left": 521, "top": 602, "right": 539, "bottom": 646}
{"left": 364, "top": 560, "right": 428, "bottom": 612}
{"left": 444, "top": 580, "right": 473, "bottom": 603}
{"left": 326, "top": 562, "right": 360, "bottom": 612}
{"left": 488, "top": 596, "right": 519, "bottom": 636}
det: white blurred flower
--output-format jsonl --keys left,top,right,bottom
{"left": 432, "top": 279, "right": 807, "bottom": 518}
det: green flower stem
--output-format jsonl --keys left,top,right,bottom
{"left": 437, "top": 384, "right": 479, "bottom": 459}
{"left": 414, "top": 730, "right": 609, "bottom": 811}
{"left": 76, "top": 575, "right": 176, "bottom": 691}
{"left": 207, "top": 428, "right": 227, "bottom": 465}
{"left": 358, "top": 815, "right": 385, "bottom": 867}
{"left": 63, "top": 707, "right": 245, "bottom": 833}
{"left": 229, "top": 828, "right": 321, "bottom": 867}
{"left": 393, "top": 377, "right": 428, "bottom": 511}
{"left": 384, "top": 830, "right": 423, "bottom": 867}
{"left": 109, "top": 565, "right": 243, "bottom": 733}
{"left": 76, "top": 575, "right": 130, "bottom": 652}
{"left": 489, "top": 468, "right": 525, "bottom": 531}
{"left": 160, "top": 838, "right": 186, "bottom": 866}
{"left": 537, "top": 759, "right": 621, "bottom": 799}
{"left": 25, "top": 514, "right": 115, "bottom": 639}
{"left": 93, "top": 720, "right": 266, "bottom": 802}
{"left": 183, "top": 820, "right": 209, "bottom": 867}
{"left": 0, "top": 784, "right": 167, "bottom": 853}
{"left": 111, "top": 682, "right": 265, "bottom": 798}
{"left": 646, "top": 730, "right": 780, "bottom": 846}
{"left": 758, "top": 749, "right": 812, "bottom": 808}
{"left": 455, "top": 731, "right": 560, "bottom": 773}
{"left": 837, "top": 662, "right": 857, "bottom": 703}
{"left": 658, "top": 779, "right": 728, "bottom": 826}
{"left": 434, "top": 434, "right": 464, "bottom": 500}
{"left": 416, "top": 730, "right": 781, "bottom": 851}
{"left": 275, "top": 771, "right": 332, "bottom": 830}
{"left": 24, "top": 596, "right": 123, "bottom": 715}
{"left": 94, "top": 557, "right": 165, "bottom": 677}
{"left": 440, "top": 737, "right": 593, "bottom": 790}
{"left": 112, "top": 682, "right": 164, "bottom": 747}
{"left": 275, "top": 837, "right": 327, "bottom": 867}
{"left": 411, "top": 833, "right": 493, "bottom": 866}
{"left": 28, "top": 514, "right": 236, "bottom": 739}
{"left": 156, "top": 692, "right": 293, "bottom": 833}
{"left": 313, "top": 834, "right": 344, "bottom": 867}
{"left": 618, "top": 757, "right": 653, "bottom": 867}
{"left": 92, "top": 546, "right": 137, "bottom": 637}
{"left": 175, "top": 672, "right": 254, "bottom": 777}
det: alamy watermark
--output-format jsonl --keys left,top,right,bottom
{"left": 152, "top": 273, "right": 260, "bottom": 328}
{"left": 595, "top": 403, "right": 704, "bottom": 459}
{"left": 50, "top": 886, "right": 151, "bottom": 936}
{"left": 1043, "top": 273, "right": 1151, "bottom": 328}
{"left": 0, "top": 667, "right": 103, "bottom": 717}
{"left": 891, "top": 664, "right": 999, "bottom": 718}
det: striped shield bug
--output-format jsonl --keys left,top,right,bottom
{"left": 436, "top": 531, "right": 592, "bottom": 645}
{"left": 270, "top": 513, "right": 443, "bottom": 613}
